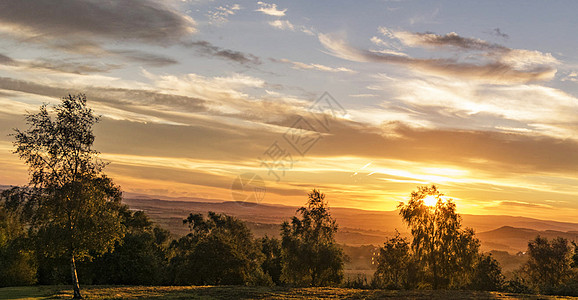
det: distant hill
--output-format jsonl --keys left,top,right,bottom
{"left": 123, "top": 198, "right": 578, "bottom": 254}
{"left": 0, "top": 185, "right": 13, "bottom": 191}
{"left": 478, "top": 226, "right": 578, "bottom": 253}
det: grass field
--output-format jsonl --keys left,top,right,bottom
{"left": 2, "top": 285, "right": 578, "bottom": 300}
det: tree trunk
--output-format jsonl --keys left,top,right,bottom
{"left": 70, "top": 254, "right": 83, "bottom": 299}
{"left": 431, "top": 250, "right": 438, "bottom": 289}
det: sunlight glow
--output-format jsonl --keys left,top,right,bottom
{"left": 423, "top": 195, "right": 438, "bottom": 206}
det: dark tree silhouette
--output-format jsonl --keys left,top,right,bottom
{"left": 81, "top": 208, "right": 172, "bottom": 285}
{"left": 10, "top": 94, "right": 124, "bottom": 298}
{"left": 280, "top": 189, "right": 344, "bottom": 286}
{"left": 469, "top": 254, "right": 505, "bottom": 291}
{"left": 372, "top": 230, "right": 415, "bottom": 289}
{"left": 259, "top": 236, "right": 283, "bottom": 285}
{"left": 170, "top": 212, "right": 270, "bottom": 285}
{"left": 398, "top": 185, "right": 480, "bottom": 289}
{"left": 0, "top": 202, "right": 36, "bottom": 286}
{"left": 525, "top": 236, "right": 572, "bottom": 292}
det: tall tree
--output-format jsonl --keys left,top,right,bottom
{"left": 398, "top": 185, "right": 480, "bottom": 289}
{"left": 280, "top": 189, "right": 344, "bottom": 286}
{"left": 11, "top": 94, "right": 124, "bottom": 298}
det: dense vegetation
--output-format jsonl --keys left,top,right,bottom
{"left": 2, "top": 95, "right": 578, "bottom": 298}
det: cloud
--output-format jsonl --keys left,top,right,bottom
{"left": 276, "top": 58, "right": 356, "bottom": 73}
{"left": 0, "top": 0, "right": 196, "bottom": 45}
{"left": 0, "top": 0, "right": 199, "bottom": 67}
{"left": 490, "top": 28, "right": 509, "bottom": 39}
{"left": 268, "top": 20, "right": 295, "bottom": 31}
{"left": 562, "top": 72, "right": 578, "bottom": 82}
{"left": 366, "top": 73, "right": 578, "bottom": 141}
{"left": 379, "top": 28, "right": 558, "bottom": 67}
{"left": 207, "top": 4, "right": 241, "bottom": 24}
{"left": 268, "top": 20, "right": 316, "bottom": 36}
{"left": 495, "top": 201, "right": 553, "bottom": 209}
{"left": 389, "top": 30, "right": 509, "bottom": 52}
{"left": 307, "top": 121, "right": 578, "bottom": 176}
{"left": 188, "top": 41, "right": 261, "bottom": 65}
{"left": 0, "top": 53, "right": 16, "bottom": 66}
{"left": 256, "top": 2, "right": 286, "bottom": 16}
{"left": 349, "top": 94, "right": 377, "bottom": 98}
{"left": 319, "top": 33, "right": 557, "bottom": 84}
{"left": 3, "top": 72, "right": 578, "bottom": 210}
{"left": 24, "top": 59, "right": 119, "bottom": 74}
{"left": 109, "top": 50, "right": 178, "bottom": 67}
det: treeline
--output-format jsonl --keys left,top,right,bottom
{"left": 0, "top": 188, "right": 343, "bottom": 288}
{"left": 4, "top": 185, "right": 578, "bottom": 296}
{"left": 371, "top": 185, "right": 578, "bottom": 296}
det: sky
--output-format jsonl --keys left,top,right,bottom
{"left": 1, "top": 0, "right": 578, "bottom": 221}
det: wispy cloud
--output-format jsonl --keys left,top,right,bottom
{"left": 207, "top": 4, "right": 241, "bottom": 24}
{"left": 275, "top": 58, "right": 356, "bottom": 73}
{"left": 188, "top": 41, "right": 261, "bottom": 65}
{"left": 562, "top": 71, "right": 578, "bottom": 82}
{"left": 268, "top": 20, "right": 295, "bottom": 31}
{"left": 319, "top": 33, "right": 557, "bottom": 84}
{"left": 256, "top": 2, "right": 286, "bottom": 16}
{"left": 367, "top": 73, "right": 578, "bottom": 140}
{"left": 0, "top": 53, "right": 16, "bottom": 66}
{"left": 388, "top": 29, "right": 509, "bottom": 51}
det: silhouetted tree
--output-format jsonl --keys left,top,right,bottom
{"left": 398, "top": 185, "right": 480, "bottom": 289}
{"left": 10, "top": 94, "right": 124, "bottom": 298}
{"left": 525, "top": 236, "right": 572, "bottom": 293}
{"left": 280, "top": 189, "right": 344, "bottom": 286}
{"left": 170, "top": 212, "right": 270, "bottom": 285}
{"left": 372, "top": 231, "right": 416, "bottom": 289}
{"left": 469, "top": 253, "right": 505, "bottom": 291}
{"left": 0, "top": 201, "right": 36, "bottom": 286}
{"left": 81, "top": 208, "right": 171, "bottom": 285}
{"left": 259, "top": 236, "right": 283, "bottom": 285}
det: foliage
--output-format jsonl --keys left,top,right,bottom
{"left": 80, "top": 208, "right": 172, "bottom": 285}
{"left": 259, "top": 236, "right": 283, "bottom": 285}
{"left": 503, "top": 272, "right": 533, "bottom": 294}
{"left": 169, "top": 212, "right": 270, "bottom": 286}
{"left": 571, "top": 241, "right": 578, "bottom": 268}
{"left": 280, "top": 189, "right": 344, "bottom": 286}
{"left": 398, "top": 185, "right": 481, "bottom": 289}
{"left": 524, "top": 236, "right": 573, "bottom": 293}
{"left": 469, "top": 254, "right": 505, "bottom": 291}
{"left": 0, "top": 203, "right": 37, "bottom": 286}
{"left": 372, "top": 231, "right": 416, "bottom": 289}
{"left": 11, "top": 94, "right": 125, "bottom": 298}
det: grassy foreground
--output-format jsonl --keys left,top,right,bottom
{"left": 1, "top": 285, "right": 577, "bottom": 300}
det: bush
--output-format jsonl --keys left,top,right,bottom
{"left": 469, "top": 254, "right": 505, "bottom": 291}
{"left": 170, "top": 212, "right": 270, "bottom": 286}
{"left": 0, "top": 206, "right": 37, "bottom": 286}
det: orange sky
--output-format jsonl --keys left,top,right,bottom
{"left": 1, "top": 1, "right": 578, "bottom": 222}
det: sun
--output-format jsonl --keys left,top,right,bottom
{"left": 423, "top": 195, "right": 438, "bottom": 206}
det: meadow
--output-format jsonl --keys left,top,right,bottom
{"left": 2, "top": 286, "right": 578, "bottom": 300}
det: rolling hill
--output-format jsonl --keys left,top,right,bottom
{"left": 122, "top": 197, "right": 578, "bottom": 253}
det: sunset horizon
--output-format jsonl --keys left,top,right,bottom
{"left": 1, "top": 0, "right": 578, "bottom": 223}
